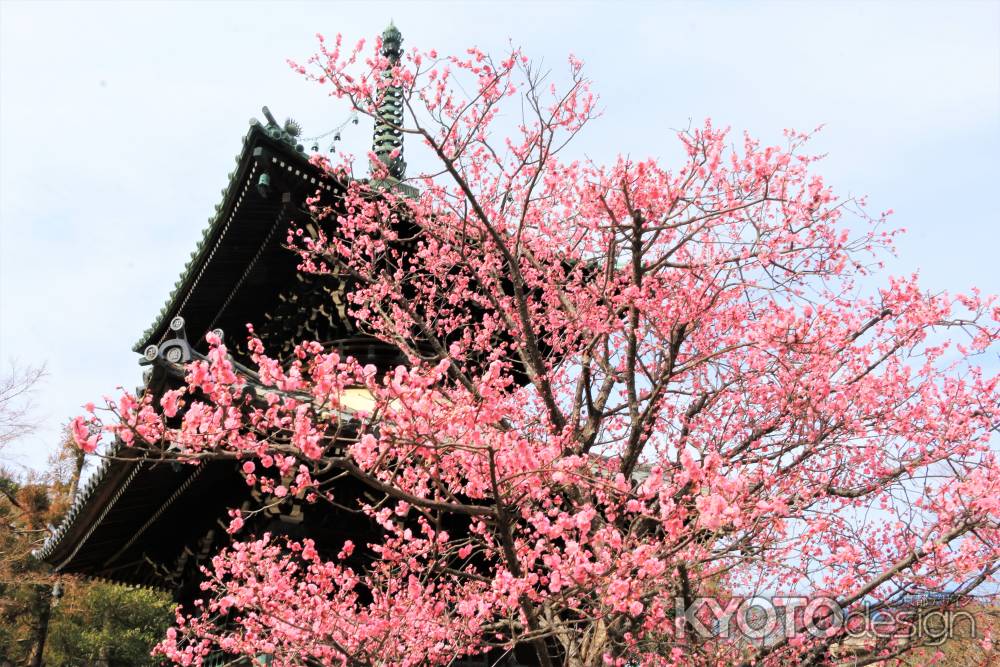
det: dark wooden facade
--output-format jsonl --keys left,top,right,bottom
{"left": 38, "top": 25, "right": 534, "bottom": 665}
{"left": 35, "top": 113, "right": 388, "bottom": 598}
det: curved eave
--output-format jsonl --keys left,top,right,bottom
{"left": 131, "top": 120, "right": 339, "bottom": 354}
{"left": 34, "top": 439, "right": 139, "bottom": 564}
{"left": 35, "top": 359, "right": 362, "bottom": 577}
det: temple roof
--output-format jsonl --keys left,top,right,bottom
{"left": 40, "top": 23, "right": 417, "bottom": 590}
{"left": 132, "top": 110, "right": 335, "bottom": 354}
{"left": 38, "top": 111, "right": 339, "bottom": 583}
{"left": 36, "top": 357, "right": 365, "bottom": 590}
{"left": 34, "top": 436, "right": 135, "bottom": 565}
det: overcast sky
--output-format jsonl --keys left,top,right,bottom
{"left": 1, "top": 0, "right": 998, "bottom": 471}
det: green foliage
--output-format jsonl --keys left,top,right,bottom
{"left": 44, "top": 581, "right": 174, "bottom": 667}
{"left": 0, "top": 431, "right": 174, "bottom": 666}
{"left": 0, "top": 474, "right": 54, "bottom": 665}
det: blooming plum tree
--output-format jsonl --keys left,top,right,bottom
{"left": 75, "top": 33, "right": 999, "bottom": 667}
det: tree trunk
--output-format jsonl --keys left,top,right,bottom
{"left": 27, "top": 584, "right": 52, "bottom": 667}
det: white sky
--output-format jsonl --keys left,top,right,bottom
{"left": 1, "top": 0, "right": 998, "bottom": 471}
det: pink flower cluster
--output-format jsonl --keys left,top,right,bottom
{"left": 73, "top": 33, "right": 1000, "bottom": 667}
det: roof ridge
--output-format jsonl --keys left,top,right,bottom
{"left": 131, "top": 119, "right": 315, "bottom": 353}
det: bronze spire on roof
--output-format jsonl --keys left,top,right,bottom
{"left": 371, "top": 21, "right": 406, "bottom": 180}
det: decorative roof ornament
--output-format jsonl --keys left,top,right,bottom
{"left": 371, "top": 21, "right": 406, "bottom": 180}
{"left": 381, "top": 20, "right": 403, "bottom": 61}
{"left": 259, "top": 106, "right": 306, "bottom": 153}
{"left": 283, "top": 118, "right": 302, "bottom": 138}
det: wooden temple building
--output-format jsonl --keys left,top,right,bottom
{"left": 36, "top": 23, "right": 531, "bottom": 666}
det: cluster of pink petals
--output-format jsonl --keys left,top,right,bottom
{"left": 72, "top": 33, "right": 1000, "bottom": 667}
